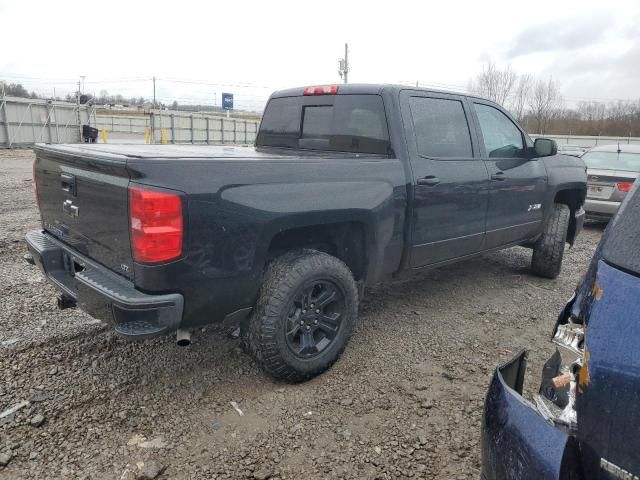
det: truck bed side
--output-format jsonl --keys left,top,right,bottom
{"left": 126, "top": 152, "right": 408, "bottom": 328}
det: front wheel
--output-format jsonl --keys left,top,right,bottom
{"left": 531, "top": 203, "right": 570, "bottom": 279}
{"left": 247, "top": 249, "right": 358, "bottom": 382}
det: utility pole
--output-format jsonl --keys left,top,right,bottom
{"left": 80, "top": 75, "right": 86, "bottom": 94}
{"left": 77, "top": 80, "right": 82, "bottom": 140}
{"left": 338, "top": 43, "right": 350, "bottom": 84}
{"left": 344, "top": 43, "right": 348, "bottom": 84}
{"left": 1, "top": 82, "right": 10, "bottom": 148}
{"left": 153, "top": 76, "right": 156, "bottom": 109}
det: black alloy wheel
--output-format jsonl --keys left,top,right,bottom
{"left": 285, "top": 280, "right": 345, "bottom": 358}
{"left": 246, "top": 249, "right": 358, "bottom": 382}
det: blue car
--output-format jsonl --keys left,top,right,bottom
{"left": 482, "top": 178, "right": 640, "bottom": 480}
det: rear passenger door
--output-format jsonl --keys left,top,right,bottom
{"left": 400, "top": 91, "right": 490, "bottom": 268}
{"left": 471, "top": 101, "right": 548, "bottom": 248}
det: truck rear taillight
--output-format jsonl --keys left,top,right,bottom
{"left": 615, "top": 182, "right": 633, "bottom": 193}
{"left": 129, "top": 186, "right": 183, "bottom": 263}
{"left": 303, "top": 85, "right": 339, "bottom": 95}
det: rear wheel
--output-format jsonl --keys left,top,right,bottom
{"left": 247, "top": 249, "right": 358, "bottom": 382}
{"left": 531, "top": 203, "right": 570, "bottom": 279}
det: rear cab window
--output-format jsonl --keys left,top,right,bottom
{"left": 257, "top": 94, "right": 390, "bottom": 155}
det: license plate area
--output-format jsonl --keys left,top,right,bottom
{"left": 587, "top": 184, "right": 613, "bottom": 199}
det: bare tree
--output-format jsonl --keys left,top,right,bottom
{"left": 508, "top": 74, "right": 532, "bottom": 123}
{"left": 469, "top": 61, "right": 517, "bottom": 106}
{"left": 529, "top": 77, "right": 562, "bottom": 134}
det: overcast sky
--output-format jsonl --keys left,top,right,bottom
{"left": 1, "top": 0, "right": 638, "bottom": 110}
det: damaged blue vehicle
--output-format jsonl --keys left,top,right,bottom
{"left": 482, "top": 178, "right": 640, "bottom": 480}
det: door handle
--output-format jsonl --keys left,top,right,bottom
{"left": 417, "top": 176, "right": 440, "bottom": 186}
{"left": 491, "top": 171, "right": 505, "bottom": 181}
{"left": 61, "top": 173, "right": 77, "bottom": 196}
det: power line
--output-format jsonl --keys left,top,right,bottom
{"left": 157, "top": 78, "right": 278, "bottom": 89}
{"left": 0, "top": 73, "right": 152, "bottom": 84}
{"left": 3, "top": 72, "right": 638, "bottom": 107}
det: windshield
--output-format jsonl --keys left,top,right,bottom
{"left": 582, "top": 151, "right": 640, "bottom": 172}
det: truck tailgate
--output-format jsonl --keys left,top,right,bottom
{"left": 34, "top": 145, "right": 133, "bottom": 280}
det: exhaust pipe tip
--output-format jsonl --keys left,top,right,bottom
{"left": 176, "top": 329, "right": 191, "bottom": 347}
{"left": 57, "top": 294, "right": 76, "bottom": 310}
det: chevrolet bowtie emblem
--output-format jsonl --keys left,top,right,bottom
{"left": 62, "top": 199, "right": 79, "bottom": 217}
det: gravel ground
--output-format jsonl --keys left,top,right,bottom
{"left": 0, "top": 149, "right": 603, "bottom": 479}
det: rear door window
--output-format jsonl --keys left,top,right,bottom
{"left": 257, "top": 95, "right": 390, "bottom": 155}
{"left": 408, "top": 97, "right": 473, "bottom": 158}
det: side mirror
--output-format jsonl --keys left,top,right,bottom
{"left": 533, "top": 138, "right": 558, "bottom": 157}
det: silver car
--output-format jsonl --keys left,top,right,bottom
{"left": 583, "top": 144, "right": 640, "bottom": 221}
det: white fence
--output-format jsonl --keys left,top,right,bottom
{"left": 531, "top": 134, "right": 640, "bottom": 148}
{"left": 0, "top": 96, "right": 259, "bottom": 148}
{"left": 95, "top": 111, "right": 259, "bottom": 145}
{"left": 0, "top": 96, "right": 96, "bottom": 148}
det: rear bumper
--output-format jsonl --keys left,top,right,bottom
{"left": 25, "top": 230, "right": 183, "bottom": 339}
{"left": 585, "top": 198, "right": 619, "bottom": 220}
{"left": 481, "top": 351, "right": 581, "bottom": 480}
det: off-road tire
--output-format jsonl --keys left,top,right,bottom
{"left": 531, "top": 203, "right": 570, "bottom": 279}
{"left": 247, "top": 249, "right": 358, "bottom": 382}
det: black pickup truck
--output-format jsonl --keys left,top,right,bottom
{"left": 26, "top": 84, "right": 587, "bottom": 381}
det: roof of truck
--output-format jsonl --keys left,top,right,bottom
{"left": 270, "top": 83, "right": 475, "bottom": 100}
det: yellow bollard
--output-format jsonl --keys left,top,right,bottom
{"left": 101, "top": 128, "right": 107, "bottom": 144}
{"left": 161, "top": 128, "right": 168, "bottom": 145}
{"left": 144, "top": 128, "right": 150, "bottom": 144}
